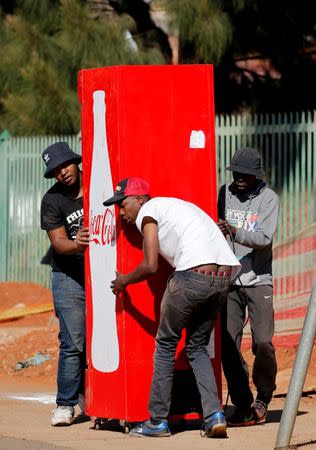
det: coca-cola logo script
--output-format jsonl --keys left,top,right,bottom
{"left": 90, "top": 208, "right": 116, "bottom": 245}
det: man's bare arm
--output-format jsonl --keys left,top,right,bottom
{"left": 48, "top": 226, "right": 90, "bottom": 255}
{"left": 111, "top": 217, "right": 158, "bottom": 294}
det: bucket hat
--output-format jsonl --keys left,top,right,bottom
{"left": 103, "top": 177, "right": 150, "bottom": 206}
{"left": 226, "top": 147, "right": 265, "bottom": 177}
{"left": 42, "top": 142, "right": 82, "bottom": 178}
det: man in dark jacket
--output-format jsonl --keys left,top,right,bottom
{"left": 217, "top": 147, "right": 279, "bottom": 426}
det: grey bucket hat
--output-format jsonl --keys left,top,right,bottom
{"left": 226, "top": 147, "right": 265, "bottom": 177}
{"left": 42, "top": 142, "right": 82, "bottom": 178}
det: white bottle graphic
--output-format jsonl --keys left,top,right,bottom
{"left": 89, "top": 90, "right": 119, "bottom": 372}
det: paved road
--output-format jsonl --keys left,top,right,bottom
{"left": 0, "top": 388, "right": 315, "bottom": 450}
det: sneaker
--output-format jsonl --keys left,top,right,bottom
{"left": 227, "top": 407, "right": 257, "bottom": 427}
{"left": 129, "top": 420, "right": 171, "bottom": 437}
{"left": 204, "top": 411, "right": 227, "bottom": 438}
{"left": 252, "top": 399, "right": 268, "bottom": 424}
{"left": 51, "top": 406, "right": 75, "bottom": 426}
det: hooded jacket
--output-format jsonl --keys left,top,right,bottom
{"left": 218, "top": 180, "right": 279, "bottom": 286}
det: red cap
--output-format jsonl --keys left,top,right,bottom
{"left": 103, "top": 177, "right": 150, "bottom": 206}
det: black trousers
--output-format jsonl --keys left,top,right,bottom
{"left": 149, "top": 270, "right": 230, "bottom": 421}
{"left": 221, "top": 285, "right": 277, "bottom": 408}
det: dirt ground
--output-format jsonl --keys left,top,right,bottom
{"left": 0, "top": 282, "right": 315, "bottom": 450}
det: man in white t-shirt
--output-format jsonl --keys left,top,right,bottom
{"left": 103, "top": 177, "right": 240, "bottom": 439}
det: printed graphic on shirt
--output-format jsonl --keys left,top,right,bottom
{"left": 66, "top": 208, "right": 84, "bottom": 239}
{"left": 226, "top": 209, "right": 259, "bottom": 232}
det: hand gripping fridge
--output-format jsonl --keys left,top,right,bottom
{"left": 78, "top": 64, "right": 221, "bottom": 432}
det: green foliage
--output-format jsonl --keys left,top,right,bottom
{"left": 167, "top": 0, "right": 233, "bottom": 64}
{"left": 15, "top": 0, "right": 61, "bottom": 32}
{"left": 1, "top": 0, "right": 315, "bottom": 127}
{"left": 0, "top": 0, "right": 165, "bottom": 134}
{"left": 2, "top": 54, "right": 78, "bottom": 134}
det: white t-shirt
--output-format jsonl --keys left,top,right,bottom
{"left": 135, "top": 197, "right": 240, "bottom": 280}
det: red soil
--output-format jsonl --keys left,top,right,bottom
{"left": 0, "top": 282, "right": 315, "bottom": 396}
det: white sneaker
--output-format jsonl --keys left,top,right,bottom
{"left": 51, "top": 406, "right": 75, "bottom": 426}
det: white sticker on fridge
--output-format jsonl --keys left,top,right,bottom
{"left": 189, "top": 130, "right": 205, "bottom": 149}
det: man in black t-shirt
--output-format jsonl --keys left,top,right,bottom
{"left": 40, "top": 142, "right": 90, "bottom": 426}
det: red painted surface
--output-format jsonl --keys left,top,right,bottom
{"left": 78, "top": 65, "right": 219, "bottom": 423}
{"left": 242, "top": 334, "right": 316, "bottom": 349}
{"left": 274, "top": 305, "right": 307, "bottom": 320}
{"left": 274, "top": 270, "right": 316, "bottom": 295}
{"left": 275, "top": 290, "right": 312, "bottom": 303}
{"left": 274, "top": 234, "right": 316, "bottom": 259}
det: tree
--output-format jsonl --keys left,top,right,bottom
{"left": 1, "top": 0, "right": 316, "bottom": 133}
{"left": 113, "top": 0, "right": 316, "bottom": 113}
{"left": 166, "top": 0, "right": 233, "bottom": 64}
{"left": 0, "top": 0, "right": 165, "bottom": 134}
{"left": 164, "top": 0, "right": 316, "bottom": 113}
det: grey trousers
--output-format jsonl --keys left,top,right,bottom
{"left": 148, "top": 269, "right": 230, "bottom": 421}
{"left": 221, "top": 285, "right": 277, "bottom": 408}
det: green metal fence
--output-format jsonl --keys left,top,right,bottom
{"left": 216, "top": 111, "right": 316, "bottom": 245}
{"left": 216, "top": 112, "right": 316, "bottom": 342}
{"left": 0, "top": 111, "right": 315, "bottom": 288}
{"left": 0, "top": 134, "right": 81, "bottom": 287}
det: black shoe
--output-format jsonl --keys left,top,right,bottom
{"left": 227, "top": 407, "right": 257, "bottom": 427}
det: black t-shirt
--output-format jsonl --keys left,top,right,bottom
{"left": 41, "top": 182, "right": 84, "bottom": 286}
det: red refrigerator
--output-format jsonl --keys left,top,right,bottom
{"left": 78, "top": 64, "right": 220, "bottom": 430}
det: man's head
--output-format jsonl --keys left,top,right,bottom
{"left": 42, "top": 142, "right": 82, "bottom": 183}
{"left": 227, "top": 147, "right": 264, "bottom": 192}
{"left": 103, "top": 177, "right": 150, "bottom": 224}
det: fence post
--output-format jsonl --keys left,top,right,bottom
{"left": 274, "top": 281, "right": 316, "bottom": 450}
{"left": 0, "top": 130, "right": 11, "bottom": 281}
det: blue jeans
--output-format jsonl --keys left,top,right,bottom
{"left": 52, "top": 271, "right": 86, "bottom": 406}
{"left": 149, "top": 270, "right": 230, "bottom": 421}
